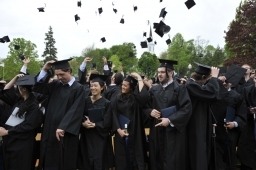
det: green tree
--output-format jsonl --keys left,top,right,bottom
{"left": 109, "top": 55, "right": 122, "bottom": 72}
{"left": 224, "top": 0, "right": 256, "bottom": 67}
{"left": 1, "top": 38, "right": 41, "bottom": 80}
{"left": 138, "top": 52, "right": 159, "bottom": 77}
{"left": 42, "top": 26, "right": 58, "bottom": 63}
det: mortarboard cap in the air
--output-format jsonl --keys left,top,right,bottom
{"left": 53, "top": 58, "right": 72, "bottom": 70}
{"left": 19, "top": 54, "right": 25, "bottom": 60}
{"left": 14, "top": 45, "right": 20, "bottom": 50}
{"left": 159, "top": 59, "right": 178, "bottom": 70}
{"left": 90, "top": 74, "right": 108, "bottom": 83}
{"left": 143, "top": 32, "right": 146, "bottom": 37}
{"left": 0, "top": 36, "right": 10, "bottom": 43}
{"left": 113, "top": 8, "right": 117, "bottom": 13}
{"left": 194, "top": 62, "right": 211, "bottom": 75}
{"left": 153, "top": 23, "right": 159, "bottom": 29}
{"left": 100, "top": 37, "right": 106, "bottom": 42}
{"left": 133, "top": 5, "right": 138, "bottom": 12}
{"left": 154, "top": 41, "right": 157, "bottom": 45}
{"left": 75, "top": 14, "right": 80, "bottom": 22}
{"left": 37, "top": 7, "right": 45, "bottom": 12}
{"left": 185, "top": 0, "right": 196, "bottom": 9}
{"left": 166, "top": 39, "right": 171, "bottom": 45}
{"left": 155, "top": 21, "right": 170, "bottom": 37}
{"left": 124, "top": 76, "right": 138, "bottom": 89}
{"left": 133, "top": 45, "right": 136, "bottom": 49}
{"left": 98, "top": 7, "right": 103, "bottom": 14}
{"left": 160, "top": 0, "right": 163, "bottom": 2}
{"left": 16, "top": 75, "right": 36, "bottom": 86}
{"left": 147, "top": 37, "right": 153, "bottom": 43}
{"left": 140, "top": 41, "right": 148, "bottom": 48}
{"left": 120, "top": 18, "right": 125, "bottom": 24}
{"left": 77, "top": 1, "right": 82, "bottom": 7}
{"left": 159, "top": 8, "right": 167, "bottom": 18}
{"left": 225, "top": 64, "right": 247, "bottom": 87}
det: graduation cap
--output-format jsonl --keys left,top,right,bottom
{"left": 225, "top": 64, "right": 247, "bottom": 87}
{"left": 19, "top": 54, "right": 25, "bottom": 60}
{"left": 160, "top": 0, "right": 163, "bottom": 2}
{"left": 75, "top": 14, "right": 80, "bottom": 24}
{"left": 120, "top": 16, "right": 125, "bottom": 24}
{"left": 147, "top": 37, "right": 153, "bottom": 43}
{"left": 159, "top": 59, "right": 178, "bottom": 70}
{"left": 89, "top": 74, "right": 108, "bottom": 83}
{"left": 113, "top": 8, "right": 117, "bottom": 13}
{"left": 37, "top": 7, "right": 45, "bottom": 12}
{"left": 124, "top": 76, "right": 138, "bottom": 89}
{"left": 133, "top": 5, "right": 138, "bottom": 12}
{"left": 98, "top": 7, "right": 103, "bottom": 14}
{"left": 16, "top": 75, "right": 36, "bottom": 86}
{"left": 77, "top": 1, "right": 82, "bottom": 7}
{"left": 159, "top": 8, "right": 167, "bottom": 18}
{"left": 154, "top": 41, "right": 157, "bottom": 45}
{"left": 194, "top": 62, "right": 211, "bottom": 75}
{"left": 218, "top": 66, "right": 227, "bottom": 76}
{"left": 53, "top": 58, "right": 72, "bottom": 70}
{"left": 100, "top": 37, "right": 106, "bottom": 43}
{"left": 155, "top": 21, "right": 171, "bottom": 37}
{"left": 153, "top": 23, "right": 159, "bottom": 29}
{"left": 140, "top": 41, "right": 148, "bottom": 48}
{"left": 143, "top": 32, "right": 147, "bottom": 37}
{"left": 185, "top": 0, "right": 196, "bottom": 9}
{"left": 0, "top": 36, "right": 10, "bottom": 43}
{"left": 225, "top": 106, "right": 236, "bottom": 123}
{"left": 166, "top": 35, "right": 171, "bottom": 45}
{"left": 14, "top": 45, "right": 20, "bottom": 50}
{"left": 199, "top": 53, "right": 204, "bottom": 57}
{"left": 133, "top": 45, "right": 136, "bottom": 49}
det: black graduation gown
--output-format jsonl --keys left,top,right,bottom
{"left": 33, "top": 74, "right": 86, "bottom": 170}
{"left": 112, "top": 86, "right": 149, "bottom": 170}
{"left": 0, "top": 88, "right": 43, "bottom": 170}
{"left": 210, "top": 89, "right": 247, "bottom": 169}
{"left": 234, "top": 77, "right": 254, "bottom": 94}
{"left": 77, "top": 97, "right": 114, "bottom": 170}
{"left": 238, "top": 85, "right": 256, "bottom": 168}
{"left": 185, "top": 78, "right": 226, "bottom": 170}
{"left": 143, "top": 81, "right": 192, "bottom": 170}
{"left": 103, "top": 85, "right": 121, "bottom": 102}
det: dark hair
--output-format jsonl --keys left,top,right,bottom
{"left": 114, "top": 73, "right": 124, "bottom": 86}
{"left": 60, "top": 67, "right": 72, "bottom": 74}
{"left": 191, "top": 72, "right": 211, "bottom": 81}
{"left": 16, "top": 85, "right": 37, "bottom": 118}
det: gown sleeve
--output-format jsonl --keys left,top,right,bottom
{"left": 33, "top": 71, "right": 54, "bottom": 95}
{"left": 234, "top": 94, "right": 247, "bottom": 131}
{"left": 0, "top": 87, "right": 18, "bottom": 106}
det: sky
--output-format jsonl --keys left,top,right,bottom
{"left": 0, "top": 0, "right": 242, "bottom": 61}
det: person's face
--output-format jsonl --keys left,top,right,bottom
{"left": 157, "top": 67, "right": 170, "bottom": 84}
{"left": 242, "top": 65, "right": 251, "bottom": 75}
{"left": 90, "top": 82, "right": 103, "bottom": 96}
{"left": 18, "top": 86, "right": 26, "bottom": 98}
{"left": 121, "top": 81, "right": 131, "bottom": 94}
{"left": 55, "top": 69, "right": 71, "bottom": 84}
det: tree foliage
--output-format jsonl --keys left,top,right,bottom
{"left": 1, "top": 38, "right": 41, "bottom": 80}
{"left": 224, "top": 0, "right": 256, "bottom": 67}
{"left": 42, "top": 26, "right": 58, "bottom": 63}
{"left": 138, "top": 52, "right": 159, "bottom": 77}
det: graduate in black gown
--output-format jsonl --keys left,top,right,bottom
{"left": 103, "top": 72, "right": 123, "bottom": 101}
{"left": 0, "top": 74, "right": 43, "bottom": 170}
{"left": 238, "top": 74, "right": 256, "bottom": 170}
{"left": 143, "top": 59, "right": 192, "bottom": 170}
{"left": 234, "top": 64, "right": 254, "bottom": 94}
{"left": 33, "top": 59, "right": 86, "bottom": 170}
{"left": 111, "top": 73, "right": 149, "bottom": 170}
{"left": 210, "top": 72, "right": 247, "bottom": 170}
{"left": 77, "top": 74, "right": 114, "bottom": 170}
{"left": 185, "top": 63, "right": 226, "bottom": 170}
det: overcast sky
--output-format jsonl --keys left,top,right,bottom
{"left": 0, "top": 0, "right": 241, "bottom": 61}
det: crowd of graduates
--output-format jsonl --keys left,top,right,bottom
{"left": 0, "top": 56, "right": 255, "bottom": 170}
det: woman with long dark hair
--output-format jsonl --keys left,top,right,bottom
{"left": 111, "top": 73, "right": 149, "bottom": 170}
{"left": 77, "top": 74, "right": 114, "bottom": 170}
{"left": 0, "top": 74, "right": 43, "bottom": 169}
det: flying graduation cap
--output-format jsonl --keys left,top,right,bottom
{"left": 159, "top": 8, "right": 167, "bottom": 19}
{"left": 140, "top": 41, "right": 148, "bottom": 48}
{"left": 147, "top": 37, "right": 153, "bottom": 43}
{"left": 166, "top": 35, "right": 171, "bottom": 45}
{"left": 120, "top": 15, "right": 124, "bottom": 24}
{"left": 14, "top": 45, "right": 20, "bottom": 50}
{"left": 133, "top": 5, "right": 138, "bottom": 12}
{"left": 154, "top": 21, "right": 171, "bottom": 37}
{"left": 98, "top": 7, "right": 103, "bottom": 15}
{"left": 113, "top": 8, "right": 117, "bottom": 13}
{"left": 143, "top": 32, "right": 147, "bottom": 37}
{"left": 0, "top": 36, "right": 10, "bottom": 43}
{"left": 185, "top": 0, "right": 196, "bottom": 9}
{"left": 77, "top": 1, "right": 82, "bottom": 7}
{"left": 37, "top": 3, "right": 46, "bottom": 12}
{"left": 75, "top": 14, "right": 80, "bottom": 24}
{"left": 100, "top": 37, "right": 106, "bottom": 43}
